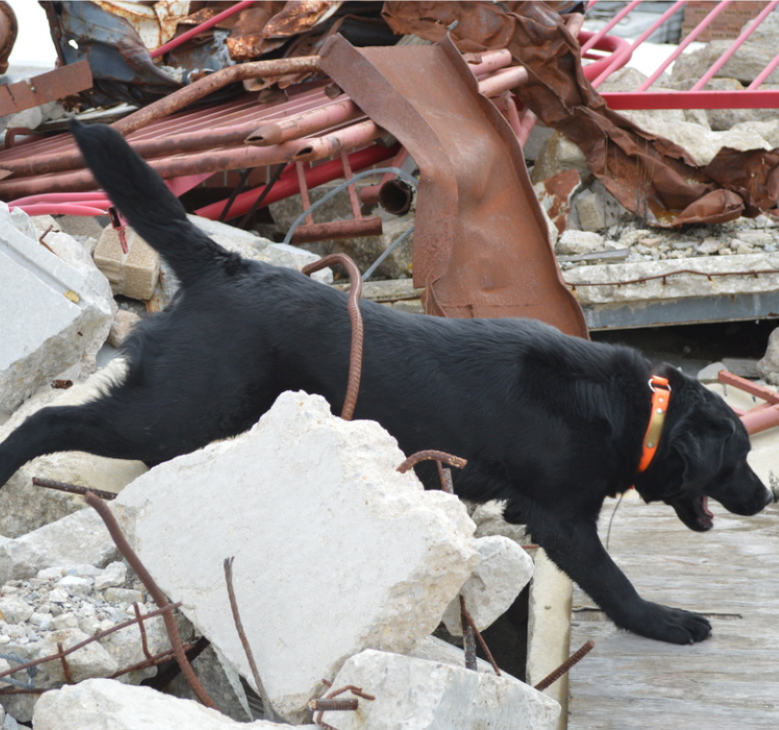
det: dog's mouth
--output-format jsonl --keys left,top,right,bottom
{"left": 667, "top": 494, "right": 715, "bottom": 532}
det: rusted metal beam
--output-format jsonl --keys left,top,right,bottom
{"left": 0, "top": 60, "right": 92, "bottom": 117}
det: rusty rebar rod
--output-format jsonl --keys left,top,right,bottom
{"left": 312, "top": 684, "right": 375, "bottom": 728}
{"left": 84, "top": 492, "right": 216, "bottom": 710}
{"left": 533, "top": 640, "right": 595, "bottom": 692}
{"left": 302, "top": 253, "right": 364, "bottom": 421}
{"left": 224, "top": 557, "right": 278, "bottom": 721}
{"left": 459, "top": 599, "right": 502, "bottom": 676}
{"left": 309, "top": 698, "right": 358, "bottom": 711}
{"left": 396, "top": 450, "right": 468, "bottom": 474}
{"left": 56, "top": 643, "right": 73, "bottom": 684}
{"left": 0, "top": 603, "right": 181, "bottom": 689}
{"left": 33, "top": 477, "right": 117, "bottom": 501}
{"left": 460, "top": 595, "right": 478, "bottom": 671}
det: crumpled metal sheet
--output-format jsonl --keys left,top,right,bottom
{"left": 262, "top": 1, "right": 343, "bottom": 39}
{"left": 43, "top": 1, "right": 181, "bottom": 108}
{"left": 382, "top": 1, "right": 779, "bottom": 227}
{"left": 320, "top": 34, "right": 588, "bottom": 337}
{"left": 0, "top": 1, "right": 17, "bottom": 75}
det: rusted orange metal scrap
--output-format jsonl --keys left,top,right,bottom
{"left": 5, "top": 1, "right": 779, "bottom": 338}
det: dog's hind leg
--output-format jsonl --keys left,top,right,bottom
{"left": 0, "top": 400, "right": 180, "bottom": 489}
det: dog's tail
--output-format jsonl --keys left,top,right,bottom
{"left": 70, "top": 119, "right": 241, "bottom": 288}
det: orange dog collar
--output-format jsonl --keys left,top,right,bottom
{"left": 637, "top": 375, "right": 671, "bottom": 473}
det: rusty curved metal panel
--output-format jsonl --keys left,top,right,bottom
{"left": 0, "top": 2, "right": 17, "bottom": 75}
{"left": 319, "top": 34, "right": 587, "bottom": 338}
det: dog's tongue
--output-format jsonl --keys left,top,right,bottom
{"left": 702, "top": 496, "right": 714, "bottom": 520}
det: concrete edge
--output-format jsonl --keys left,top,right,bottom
{"left": 526, "top": 548, "right": 573, "bottom": 730}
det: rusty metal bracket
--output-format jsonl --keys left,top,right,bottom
{"left": 319, "top": 35, "right": 588, "bottom": 337}
{"left": 0, "top": 60, "right": 93, "bottom": 117}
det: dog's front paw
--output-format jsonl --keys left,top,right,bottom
{"left": 628, "top": 601, "right": 712, "bottom": 644}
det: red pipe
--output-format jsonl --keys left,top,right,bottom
{"left": 196, "top": 142, "right": 400, "bottom": 220}
{"left": 150, "top": 0, "right": 255, "bottom": 59}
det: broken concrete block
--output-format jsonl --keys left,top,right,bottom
{"left": 55, "top": 214, "right": 106, "bottom": 243}
{"left": 410, "top": 635, "right": 504, "bottom": 676}
{"left": 0, "top": 509, "right": 118, "bottom": 584}
{"left": 758, "top": 328, "right": 779, "bottom": 386}
{"left": 556, "top": 230, "right": 606, "bottom": 256}
{"left": 565, "top": 253, "right": 779, "bottom": 307}
{"left": 722, "top": 357, "right": 760, "bottom": 379}
{"left": 0, "top": 204, "right": 114, "bottom": 415}
{"left": 115, "top": 391, "right": 479, "bottom": 723}
{"left": 471, "top": 500, "right": 529, "bottom": 542}
{"left": 441, "top": 535, "right": 534, "bottom": 635}
{"left": 95, "top": 225, "right": 160, "bottom": 301}
{"left": 533, "top": 169, "right": 580, "bottom": 236}
{"left": 697, "top": 362, "right": 726, "bottom": 383}
{"left": 189, "top": 215, "right": 331, "bottom": 283}
{"left": 108, "top": 309, "right": 141, "bottom": 348}
{"left": 531, "top": 130, "right": 591, "bottom": 184}
{"left": 152, "top": 217, "right": 332, "bottom": 309}
{"left": 0, "top": 358, "right": 147, "bottom": 537}
{"left": 327, "top": 649, "right": 560, "bottom": 730}
{"left": 33, "top": 678, "right": 312, "bottom": 730}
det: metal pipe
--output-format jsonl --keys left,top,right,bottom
{"left": 476, "top": 66, "right": 529, "bottom": 97}
{"left": 592, "top": 0, "right": 687, "bottom": 88}
{"left": 468, "top": 49, "right": 513, "bottom": 76}
{"left": 113, "top": 56, "right": 321, "bottom": 136}
{"left": 602, "top": 88, "right": 779, "bottom": 110}
{"left": 290, "top": 217, "right": 383, "bottom": 244}
{"left": 246, "top": 98, "right": 364, "bottom": 146}
{"left": 359, "top": 147, "right": 410, "bottom": 206}
{"left": 580, "top": 0, "right": 642, "bottom": 54}
{"left": 291, "top": 119, "right": 385, "bottom": 162}
{"left": 0, "top": 132, "right": 355, "bottom": 200}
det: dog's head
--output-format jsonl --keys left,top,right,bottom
{"left": 634, "top": 366, "right": 773, "bottom": 532}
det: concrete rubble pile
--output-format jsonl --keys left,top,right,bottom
{"left": 0, "top": 203, "right": 558, "bottom": 728}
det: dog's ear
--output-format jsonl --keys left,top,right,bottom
{"left": 669, "top": 418, "right": 736, "bottom": 490}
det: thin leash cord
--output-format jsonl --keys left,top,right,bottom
{"left": 605, "top": 492, "right": 625, "bottom": 551}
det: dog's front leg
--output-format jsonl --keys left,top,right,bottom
{"left": 526, "top": 504, "right": 711, "bottom": 644}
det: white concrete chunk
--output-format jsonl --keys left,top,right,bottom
{"left": 0, "top": 203, "right": 114, "bottom": 414}
{"left": 565, "top": 253, "right": 779, "bottom": 306}
{"left": 442, "top": 535, "right": 534, "bottom": 635}
{"left": 32, "top": 678, "right": 316, "bottom": 730}
{"left": 0, "top": 509, "right": 119, "bottom": 585}
{"left": 327, "top": 649, "right": 560, "bottom": 730}
{"left": 116, "top": 391, "right": 479, "bottom": 723}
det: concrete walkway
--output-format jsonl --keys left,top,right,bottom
{"left": 568, "top": 497, "right": 779, "bottom": 729}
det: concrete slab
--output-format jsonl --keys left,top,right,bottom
{"left": 328, "top": 649, "right": 560, "bottom": 730}
{"left": 0, "top": 203, "right": 114, "bottom": 415}
{"left": 33, "top": 678, "right": 313, "bottom": 730}
{"left": 115, "top": 391, "right": 479, "bottom": 723}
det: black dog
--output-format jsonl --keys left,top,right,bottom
{"left": 0, "top": 121, "right": 771, "bottom": 645}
